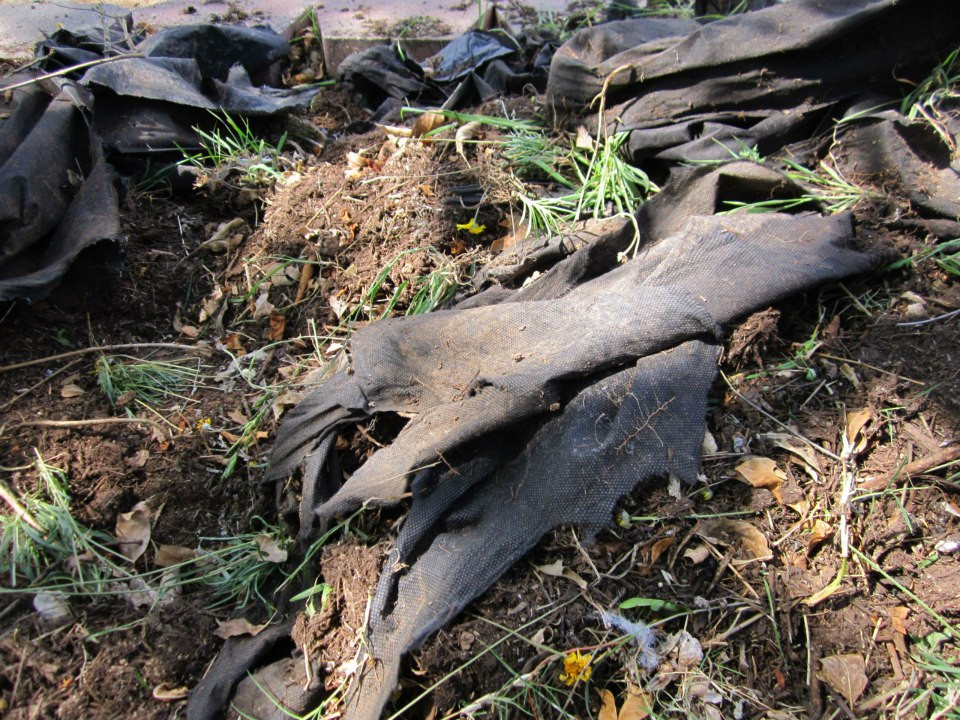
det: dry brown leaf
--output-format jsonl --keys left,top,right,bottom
{"left": 575, "top": 125, "right": 594, "bottom": 150}
{"left": 888, "top": 606, "right": 910, "bottom": 635}
{"left": 379, "top": 123, "right": 413, "bottom": 138}
{"left": 255, "top": 535, "right": 288, "bottom": 563}
{"left": 213, "top": 618, "right": 268, "bottom": 639}
{"left": 805, "top": 519, "right": 832, "bottom": 554}
{"left": 197, "top": 217, "right": 245, "bottom": 253}
{"left": 60, "top": 383, "right": 85, "bottom": 398}
{"left": 646, "top": 536, "right": 674, "bottom": 566}
{"left": 267, "top": 311, "right": 286, "bottom": 341}
{"left": 294, "top": 262, "right": 314, "bottom": 304}
{"left": 219, "top": 430, "right": 242, "bottom": 444}
{"left": 535, "top": 559, "right": 587, "bottom": 588}
{"left": 697, "top": 518, "right": 772, "bottom": 564}
{"left": 619, "top": 687, "right": 653, "bottom": 720}
{"left": 227, "top": 409, "right": 249, "bottom": 425}
{"left": 126, "top": 449, "right": 150, "bottom": 468}
{"left": 683, "top": 544, "right": 711, "bottom": 564}
{"left": 152, "top": 683, "right": 189, "bottom": 702}
{"left": 845, "top": 408, "right": 872, "bottom": 450}
{"left": 735, "top": 457, "right": 786, "bottom": 503}
{"left": 818, "top": 653, "right": 868, "bottom": 707}
{"left": 417, "top": 184, "right": 435, "bottom": 197}
{"left": 223, "top": 334, "right": 246, "bottom": 355}
{"left": 597, "top": 688, "right": 617, "bottom": 720}
{"left": 178, "top": 324, "right": 199, "bottom": 338}
{"left": 252, "top": 293, "right": 275, "bottom": 320}
{"left": 411, "top": 112, "right": 446, "bottom": 138}
{"left": 762, "top": 432, "right": 823, "bottom": 475}
{"left": 154, "top": 544, "right": 197, "bottom": 567}
{"left": 115, "top": 502, "right": 152, "bottom": 562}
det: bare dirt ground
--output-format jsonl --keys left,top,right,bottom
{"left": 2, "top": 15, "right": 959, "bottom": 720}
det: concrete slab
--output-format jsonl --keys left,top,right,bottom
{"left": 0, "top": 0, "right": 573, "bottom": 67}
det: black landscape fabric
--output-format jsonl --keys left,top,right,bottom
{"left": 182, "top": 2, "right": 960, "bottom": 720}
{"left": 0, "top": 15, "right": 316, "bottom": 302}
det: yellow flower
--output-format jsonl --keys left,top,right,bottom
{"left": 558, "top": 650, "right": 593, "bottom": 686}
{"left": 196, "top": 417, "right": 212, "bottom": 432}
{"left": 456, "top": 218, "right": 486, "bottom": 235}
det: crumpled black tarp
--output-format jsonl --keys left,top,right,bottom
{"left": 0, "top": 80, "right": 119, "bottom": 302}
{"left": 337, "top": 30, "right": 553, "bottom": 116}
{"left": 547, "top": 0, "right": 960, "bottom": 163}
{"left": 0, "top": 14, "right": 318, "bottom": 301}
{"left": 185, "top": 2, "right": 959, "bottom": 719}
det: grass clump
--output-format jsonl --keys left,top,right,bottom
{"left": 0, "top": 451, "right": 121, "bottom": 590}
{"left": 96, "top": 354, "right": 203, "bottom": 408}
{"left": 901, "top": 46, "right": 959, "bottom": 154}
{"left": 181, "top": 109, "right": 289, "bottom": 189}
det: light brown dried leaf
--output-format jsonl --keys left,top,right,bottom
{"left": 154, "top": 544, "right": 197, "bottom": 567}
{"left": 597, "top": 688, "right": 617, "bottom": 720}
{"left": 697, "top": 518, "right": 772, "bottom": 564}
{"left": 455, "top": 121, "right": 482, "bottom": 159}
{"left": 213, "top": 618, "right": 268, "bottom": 639}
{"left": 267, "top": 311, "right": 286, "bottom": 341}
{"left": 619, "top": 687, "right": 652, "bottom": 720}
{"left": 411, "top": 111, "right": 446, "bottom": 138}
{"left": 152, "top": 683, "right": 189, "bottom": 702}
{"left": 115, "top": 502, "right": 152, "bottom": 562}
{"left": 646, "top": 536, "right": 674, "bottom": 566}
{"left": 888, "top": 606, "right": 910, "bottom": 635}
{"left": 806, "top": 519, "right": 832, "bottom": 553}
{"left": 735, "top": 457, "right": 786, "bottom": 501}
{"left": 255, "top": 535, "right": 288, "bottom": 563}
{"left": 60, "top": 383, "right": 85, "bottom": 398}
{"left": 683, "top": 544, "right": 712, "bottom": 564}
{"left": 818, "top": 653, "right": 868, "bottom": 707}
{"left": 845, "top": 408, "right": 872, "bottom": 450}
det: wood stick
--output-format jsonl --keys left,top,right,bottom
{"left": 860, "top": 444, "right": 960, "bottom": 491}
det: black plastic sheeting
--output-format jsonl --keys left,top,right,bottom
{"left": 187, "top": 1, "right": 960, "bottom": 719}
{"left": 547, "top": 0, "right": 960, "bottom": 164}
{"left": 337, "top": 29, "right": 554, "bottom": 117}
{"left": 0, "top": 13, "right": 318, "bottom": 302}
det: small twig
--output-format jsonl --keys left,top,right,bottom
{"left": 721, "top": 370, "right": 841, "bottom": 462}
{"left": 0, "top": 479, "right": 43, "bottom": 532}
{"left": 859, "top": 444, "right": 960, "bottom": 491}
{"left": 16, "top": 417, "right": 169, "bottom": 437}
{"left": 896, "top": 307, "right": 960, "bottom": 327}
{"left": 817, "top": 352, "right": 925, "bottom": 386}
{"left": 0, "top": 53, "right": 145, "bottom": 93}
{"left": 0, "top": 343, "right": 209, "bottom": 374}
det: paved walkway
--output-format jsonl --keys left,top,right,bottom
{"left": 0, "top": 0, "right": 572, "bottom": 66}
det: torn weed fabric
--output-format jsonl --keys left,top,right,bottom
{"left": 547, "top": 0, "right": 960, "bottom": 163}
{"left": 186, "top": 169, "right": 876, "bottom": 720}
{"left": 0, "top": 80, "right": 120, "bottom": 302}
